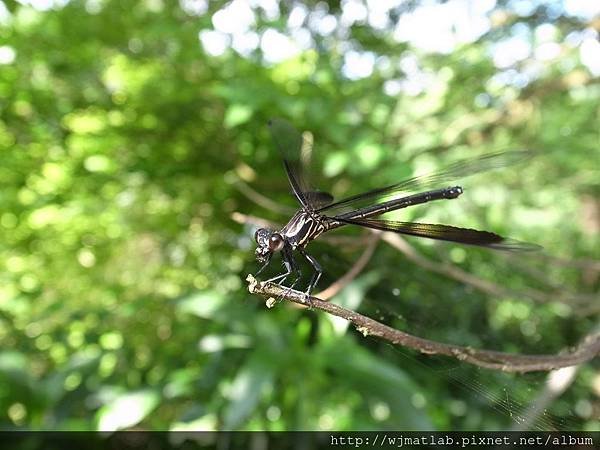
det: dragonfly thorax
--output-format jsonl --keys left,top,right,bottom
{"left": 280, "top": 210, "right": 328, "bottom": 250}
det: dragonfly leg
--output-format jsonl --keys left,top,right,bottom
{"left": 265, "top": 246, "right": 298, "bottom": 286}
{"left": 279, "top": 247, "right": 303, "bottom": 299}
{"left": 298, "top": 248, "right": 322, "bottom": 298}
{"left": 255, "top": 253, "right": 272, "bottom": 276}
{"left": 276, "top": 246, "right": 298, "bottom": 287}
{"left": 264, "top": 258, "right": 293, "bottom": 285}
{"left": 284, "top": 246, "right": 302, "bottom": 289}
{"left": 268, "top": 247, "right": 303, "bottom": 304}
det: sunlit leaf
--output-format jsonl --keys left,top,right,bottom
{"left": 96, "top": 390, "right": 160, "bottom": 431}
{"left": 225, "top": 104, "right": 253, "bottom": 128}
{"left": 222, "top": 353, "right": 276, "bottom": 429}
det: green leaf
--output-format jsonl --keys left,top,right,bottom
{"left": 96, "top": 390, "right": 160, "bottom": 431}
{"left": 176, "top": 291, "right": 226, "bottom": 319}
{"left": 323, "top": 342, "right": 432, "bottom": 430}
{"left": 222, "top": 353, "right": 276, "bottom": 430}
{"left": 225, "top": 104, "right": 253, "bottom": 128}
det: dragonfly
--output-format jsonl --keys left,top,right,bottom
{"left": 254, "top": 118, "right": 538, "bottom": 296}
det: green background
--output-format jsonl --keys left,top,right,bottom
{"left": 0, "top": 0, "right": 598, "bottom": 432}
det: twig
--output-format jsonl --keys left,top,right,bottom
{"left": 247, "top": 275, "right": 600, "bottom": 373}
{"left": 316, "top": 233, "right": 381, "bottom": 300}
{"left": 382, "top": 233, "right": 507, "bottom": 296}
{"left": 535, "top": 254, "right": 600, "bottom": 271}
{"left": 382, "top": 233, "right": 596, "bottom": 309}
{"left": 231, "top": 212, "right": 280, "bottom": 230}
{"left": 232, "top": 178, "right": 296, "bottom": 215}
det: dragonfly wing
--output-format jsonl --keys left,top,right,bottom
{"left": 268, "top": 118, "right": 333, "bottom": 210}
{"left": 268, "top": 118, "right": 309, "bottom": 207}
{"left": 305, "top": 191, "right": 334, "bottom": 208}
{"left": 318, "top": 150, "right": 535, "bottom": 216}
{"left": 335, "top": 217, "right": 541, "bottom": 251}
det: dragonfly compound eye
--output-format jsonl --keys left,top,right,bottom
{"left": 269, "top": 233, "right": 284, "bottom": 252}
{"left": 255, "top": 228, "right": 272, "bottom": 245}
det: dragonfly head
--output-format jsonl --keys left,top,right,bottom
{"left": 254, "top": 228, "right": 285, "bottom": 263}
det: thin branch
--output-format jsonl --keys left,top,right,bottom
{"left": 382, "top": 233, "right": 508, "bottom": 297}
{"left": 316, "top": 233, "right": 381, "bottom": 300}
{"left": 382, "top": 233, "right": 596, "bottom": 309}
{"left": 535, "top": 253, "right": 600, "bottom": 271}
{"left": 247, "top": 275, "right": 600, "bottom": 373}
{"left": 497, "top": 254, "right": 600, "bottom": 311}
{"left": 231, "top": 212, "right": 280, "bottom": 230}
{"left": 576, "top": 301, "right": 600, "bottom": 317}
{"left": 232, "top": 178, "right": 296, "bottom": 215}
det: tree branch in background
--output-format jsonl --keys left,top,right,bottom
{"left": 231, "top": 177, "right": 296, "bottom": 215}
{"left": 231, "top": 212, "right": 280, "bottom": 231}
{"left": 247, "top": 275, "right": 600, "bottom": 373}
{"left": 382, "top": 233, "right": 598, "bottom": 312}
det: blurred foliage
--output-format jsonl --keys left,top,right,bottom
{"left": 0, "top": 0, "right": 599, "bottom": 434}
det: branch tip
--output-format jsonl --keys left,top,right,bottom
{"left": 356, "top": 326, "right": 370, "bottom": 337}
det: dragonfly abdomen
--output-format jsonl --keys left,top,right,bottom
{"left": 336, "top": 186, "right": 463, "bottom": 221}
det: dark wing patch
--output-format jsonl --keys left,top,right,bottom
{"left": 335, "top": 217, "right": 541, "bottom": 251}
